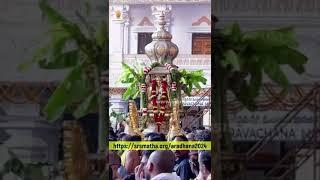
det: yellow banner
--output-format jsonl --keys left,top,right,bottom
{"left": 108, "top": 141, "right": 211, "bottom": 150}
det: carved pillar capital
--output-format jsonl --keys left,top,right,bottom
{"left": 151, "top": 5, "right": 172, "bottom": 30}
{"left": 110, "top": 5, "right": 130, "bottom": 24}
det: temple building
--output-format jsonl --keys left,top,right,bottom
{"left": 108, "top": 0, "right": 212, "bottom": 130}
{"left": 0, "top": 0, "right": 319, "bottom": 179}
{"left": 0, "top": 0, "right": 105, "bottom": 174}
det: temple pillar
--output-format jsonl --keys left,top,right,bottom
{"left": 109, "top": 5, "right": 130, "bottom": 55}
{"left": 0, "top": 103, "right": 59, "bottom": 166}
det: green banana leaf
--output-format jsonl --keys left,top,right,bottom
{"left": 44, "top": 65, "right": 91, "bottom": 122}
{"left": 217, "top": 22, "right": 308, "bottom": 109}
{"left": 19, "top": 0, "right": 107, "bottom": 123}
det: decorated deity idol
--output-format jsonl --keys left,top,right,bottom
{"left": 147, "top": 75, "right": 171, "bottom": 108}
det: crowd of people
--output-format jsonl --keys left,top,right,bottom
{"left": 107, "top": 123, "right": 212, "bottom": 180}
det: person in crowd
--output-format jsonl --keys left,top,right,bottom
{"left": 131, "top": 135, "right": 142, "bottom": 141}
{"left": 195, "top": 151, "right": 211, "bottom": 180}
{"left": 109, "top": 135, "right": 116, "bottom": 141}
{"left": 159, "top": 133, "right": 166, "bottom": 141}
{"left": 144, "top": 132, "right": 152, "bottom": 140}
{"left": 184, "top": 127, "right": 191, "bottom": 134}
{"left": 109, "top": 127, "right": 117, "bottom": 141}
{"left": 116, "top": 121, "right": 125, "bottom": 134}
{"left": 118, "top": 165, "right": 127, "bottom": 179}
{"left": 121, "top": 135, "right": 141, "bottom": 174}
{"left": 207, "top": 174, "right": 211, "bottom": 180}
{"left": 135, "top": 150, "right": 155, "bottom": 179}
{"left": 121, "top": 134, "right": 131, "bottom": 141}
{"left": 186, "top": 133, "right": 196, "bottom": 141}
{"left": 189, "top": 150, "right": 199, "bottom": 176}
{"left": 192, "top": 127, "right": 197, "bottom": 133}
{"left": 144, "top": 132, "right": 159, "bottom": 141}
{"left": 135, "top": 150, "right": 179, "bottom": 180}
{"left": 108, "top": 151, "right": 122, "bottom": 180}
{"left": 141, "top": 150, "right": 154, "bottom": 165}
{"left": 122, "top": 173, "right": 135, "bottom": 180}
{"left": 172, "top": 135, "right": 196, "bottom": 180}
{"left": 118, "top": 132, "right": 127, "bottom": 141}
{"left": 110, "top": 127, "right": 116, "bottom": 136}
{"left": 195, "top": 129, "right": 211, "bottom": 141}
{"left": 148, "top": 134, "right": 162, "bottom": 141}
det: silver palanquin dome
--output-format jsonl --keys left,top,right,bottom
{"left": 145, "top": 12, "right": 179, "bottom": 65}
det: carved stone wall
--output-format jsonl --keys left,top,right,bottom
{"left": 213, "top": 0, "right": 320, "bottom": 16}
{"left": 110, "top": 0, "right": 210, "bottom": 4}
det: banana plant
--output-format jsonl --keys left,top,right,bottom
{"left": 117, "top": 62, "right": 145, "bottom": 100}
{"left": 214, "top": 23, "right": 308, "bottom": 151}
{"left": 118, "top": 62, "right": 207, "bottom": 100}
{"left": 213, "top": 22, "right": 308, "bottom": 180}
{"left": 178, "top": 69, "right": 207, "bottom": 96}
{"left": 18, "top": 0, "right": 107, "bottom": 152}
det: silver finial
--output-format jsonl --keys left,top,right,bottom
{"left": 144, "top": 11, "right": 179, "bottom": 65}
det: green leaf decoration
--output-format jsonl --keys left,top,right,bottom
{"left": 123, "top": 83, "right": 139, "bottom": 100}
{"left": 117, "top": 62, "right": 145, "bottom": 100}
{"left": 17, "top": 46, "right": 51, "bottom": 71}
{"left": 221, "top": 23, "right": 241, "bottom": 40}
{"left": 75, "top": 10, "right": 95, "bottom": 38}
{"left": 223, "top": 49, "right": 241, "bottom": 71}
{"left": 84, "top": 1, "right": 91, "bottom": 16}
{"left": 73, "top": 93, "right": 97, "bottom": 119}
{"left": 216, "top": 23, "right": 308, "bottom": 110}
{"left": 39, "top": 0, "right": 68, "bottom": 25}
{"left": 274, "top": 47, "right": 307, "bottom": 74}
{"left": 248, "top": 63, "right": 262, "bottom": 99}
{"left": 243, "top": 26, "right": 298, "bottom": 50}
{"left": 95, "top": 21, "right": 107, "bottom": 48}
{"left": 176, "top": 69, "right": 207, "bottom": 96}
{"left": 180, "top": 77, "right": 187, "bottom": 84}
{"left": 38, "top": 50, "right": 79, "bottom": 69}
{"left": 121, "top": 62, "right": 138, "bottom": 77}
{"left": 44, "top": 66, "right": 90, "bottom": 122}
{"left": 19, "top": 0, "right": 107, "bottom": 152}
{"left": 3, "top": 158, "right": 24, "bottom": 177}
{"left": 263, "top": 60, "right": 289, "bottom": 88}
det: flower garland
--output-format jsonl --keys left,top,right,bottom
{"left": 139, "top": 62, "right": 180, "bottom": 132}
{"left": 166, "top": 63, "right": 178, "bottom": 100}
{"left": 158, "top": 79, "right": 168, "bottom": 129}
{"left": 140, "top": 83, "right": 148, "bottom": 116}
{"left": 140, "top": 68, "right": 150, "bottom": 127}
{"left": 142, "top": 65, "right": 152, "bottom": 115}
{"left": 151, "top": 79, "right": 159, "bottom": 130}
{"left": 149, "top": 77, "right": 169, "bottom": 132}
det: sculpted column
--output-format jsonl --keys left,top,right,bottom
{"left": 109, "top": 5, "right": 130, "bottom": 55}
{"left": 151, "top": 5, "right": 172, "bottom": 31}
{"left": 109, "top": 5, "right": 130, "bottom": 88}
